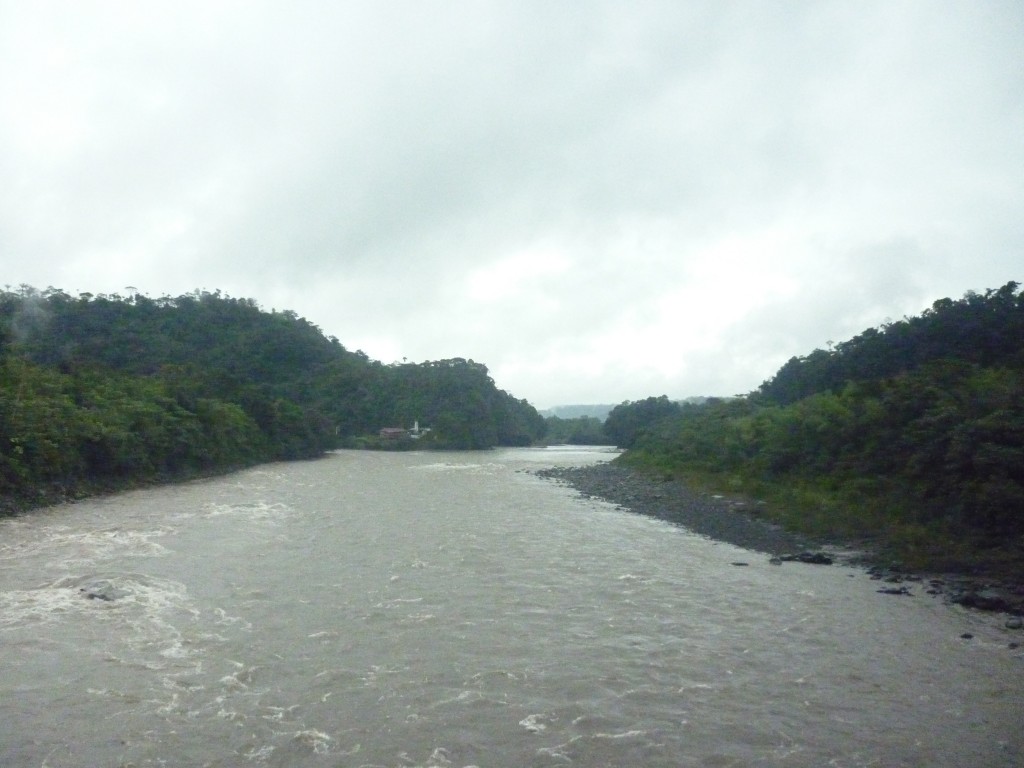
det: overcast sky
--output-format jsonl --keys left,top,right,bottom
{"left": 2, "top": 1, "right": 1021, "bottom": 408}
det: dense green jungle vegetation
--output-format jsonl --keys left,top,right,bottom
{"left": 606, "top": 282, "right": 1024, "bottom": 576}
{"left": 0, "top": 286, "right": 545, "bottom": 512}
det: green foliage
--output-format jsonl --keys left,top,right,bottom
{"left": 603, "top": 395, "right": 683, "bottom": 448}
{"left": 758, "top": 281, "right": 1024, "bottom": 404}
{"left": 370, "top": 358, "right": 544, "bottom": 449}
{"left": 619, "top": 282, "right": 1024, "bottom": 575}
{"left": 0, "top": 286, "right": 545, "bottom": 509}
{"left": 543, "top": 415, "right": 611, "bottom": 445}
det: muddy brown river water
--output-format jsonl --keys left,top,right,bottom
{"left": 1, "top": 447, "right": 1021, "bottom": 767}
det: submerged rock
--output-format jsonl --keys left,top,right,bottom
{"left": 79, "top": 580, "right": 128, "bottom": 602}
{"left": 776, "top": 551, "right": 834, "bottom": 565}
{"left": 877, "top": 586, "right": 913, "bottom": 596}
{"left": 951, "top": 588, "right": 1015, "bottom": 613}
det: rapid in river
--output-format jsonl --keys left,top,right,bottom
{"left": 1, "top": 447, "right": 1021, "bottom": 767}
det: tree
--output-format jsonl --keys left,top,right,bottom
{"left": 603, "top": 395, "right": 682, "bottom": 448}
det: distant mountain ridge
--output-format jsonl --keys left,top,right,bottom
{"left": 543, "top": 398, "right": 708, "bottom": 422}
{"left": 540, "top": 404, "right": 617, "bottom": 421}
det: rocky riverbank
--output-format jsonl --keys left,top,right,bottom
{"left": 535, "top": 462, "right": 1024, "bottom": 623}
{"left": 536, "top": 463, "right": 815, "bottom": 556}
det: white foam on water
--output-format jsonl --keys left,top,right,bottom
{"left": 538, "top": 728, "right": 655, "bottom": 764}
{"left": 213, "top": 606, "right": 252, "bottom": 631}
{"left": 0, "top": 582, "right": 89, "bottom": 628}
{"left": 0, "top": 524, "right": 173, "bottom": 569}
{"left": 593, "top": 728, "right": 649, "bottom": 740}
{"left": 242, "top": 728, "right": 339, "bottom": 765}
{"left": 261, "top": 704, "right": 300, "bottom": 722}
{"left": 402, "top": 611, "right": 436, "bottom": 623}
{"left": 292, "top": 729, "right": 332, "bottom": 754}
{"left": 385, "top": 746, "right": 480, "bottom": 768}
{"left": 242, "top": 744, "right": 275, "bottom": 761}
{"left": 306, "top": 629, "right": 340, "bottom": 639}
{"left": 411, "top": 462, "right": 503, "bottom": 474}
{"left": 519, "top": 712, "right": 550, "bottom": 733}
{"left": 0, "top": 571, "right": 205, "bottom": 674}
{"left": 199, "top": 500, "right": 296, "bottom": 525}
{"left": 375, "top": 597, "right": 424, "bottom": 607}
{"left": 66, "top": 527, "right": 173, "bottom": 559}
{"left": 2, "top": 572, "right": 150, "bottom": 628}
{"left": 218, "top": 663, "right": 262, "bottom": 692}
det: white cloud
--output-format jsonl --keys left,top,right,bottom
{"left": 465, "top": 247, "right": 572, "bottom": 303}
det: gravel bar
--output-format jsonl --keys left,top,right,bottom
{"left": 535, "top": 462, "right": 815, "bottom": 556}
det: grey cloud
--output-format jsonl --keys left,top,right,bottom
{"left": 2, "top": 1, "right": 1021, "bottom": 407}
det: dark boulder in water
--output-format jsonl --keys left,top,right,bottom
{"left": 776, "top": 551, "right": 834, "bottom": 565}
{"left": 79, "top": 580, "right": 127, "bottom": 602}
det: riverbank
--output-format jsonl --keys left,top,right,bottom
{"left": 535, "top": 462, "right": 1024, "bottom": 620}
{"left": 537, "top": 463, "right": 816, "bottom": 556}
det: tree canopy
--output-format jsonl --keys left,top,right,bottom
{"left": 0, "top": 286, "right": 545, "bottom": 509}
{"left": 603, "top": 395, "right": 682, "bottom": 448}
{"left": 611, "top": 282, "right": 1024, "bottom": 575}
{"left": 757, "top": 281, "right": 1024, "bottom": 405}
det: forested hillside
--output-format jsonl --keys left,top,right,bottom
{"left": 0, "top": 287, "right": 544, "bottom": 510}
{"left": 608, "top": 282, "right": 1024, "bottom": 575}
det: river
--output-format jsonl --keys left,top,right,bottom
{"left": 1, "top": 447, "right": 1021, "bottom": 767}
